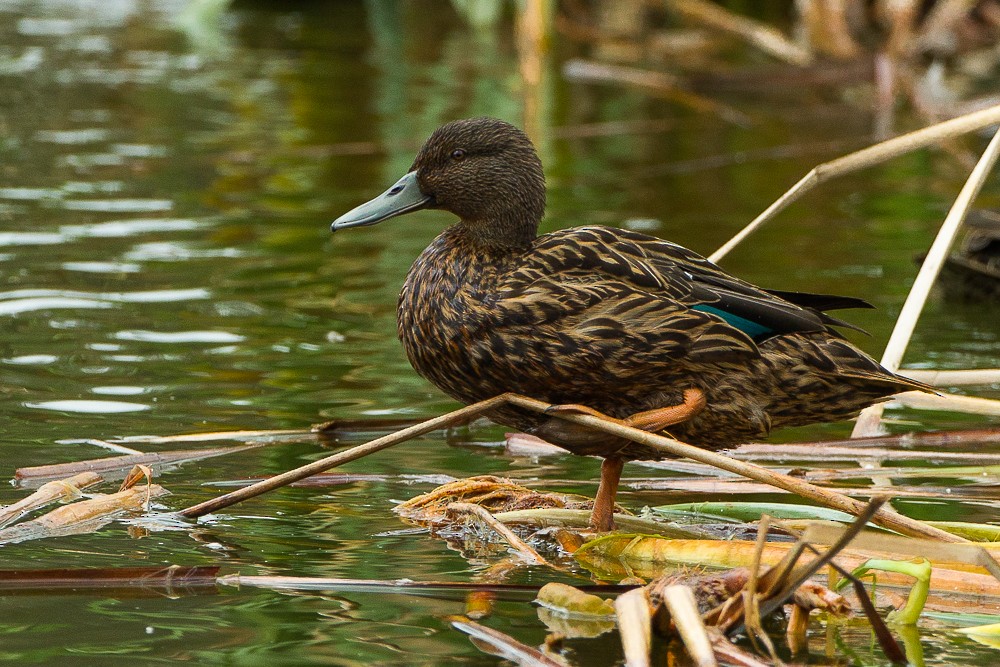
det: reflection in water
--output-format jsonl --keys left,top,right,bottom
{"left": 25, "top": 399, "right": 150, "bottom": 413}
{"left": 0, "top": 0, "right": 998, "bottom": 664}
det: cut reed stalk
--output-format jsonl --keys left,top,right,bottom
{"left": 615, "top": 587, "right": 653, "bottom": 667}
{"left": 662, "top": 584, "right": 718, "bottom": 667}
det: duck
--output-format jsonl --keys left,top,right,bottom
{"left": 936, "top": 209, "right": 1000, "bottom": 302}
{"left": 331, "top": 117, "right": 932, "bottom": 532}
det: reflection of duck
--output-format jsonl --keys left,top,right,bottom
{"left": 937, "top": 210, "right": 1000, "bottom": 302}
{"left": 332, "top": 117, "right": 932, "bottom": 531}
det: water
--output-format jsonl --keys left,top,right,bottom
{"left": 1, "top": 1, "right": 998, "bottom": 664}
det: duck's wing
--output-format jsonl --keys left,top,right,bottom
{"left": 505, "top": 226, "right": 858, "bottom": 343}
{"left": 492, "top": 271, "right": 760, "bottom": 365}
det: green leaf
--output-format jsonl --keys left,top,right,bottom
{"left": 652, "top": 501, "right": 856, "bottom": 523}
{"left": 957, "top": 622, "right": 1000, "bottom": 649}
{"left": 925, "top": 521, "right": 1000, "bottom": 543}
{"left": 848, "top": 558, "right": 932, "bottom": 625}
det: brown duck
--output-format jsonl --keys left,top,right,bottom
{"left": 332, "top": 117, "right": 931, "bottom": 531}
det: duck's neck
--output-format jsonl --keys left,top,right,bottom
{"left": 458, "top": 209, "right": 540, "bottom": 253}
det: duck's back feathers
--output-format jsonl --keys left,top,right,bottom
{"left": 514, "top": 226, "right": 861, "bottom": 343}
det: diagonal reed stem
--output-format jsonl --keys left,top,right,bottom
{"left": 709, "top": 103, "right": 1000, "bottom": 263}
{"left": 179, "top": 395, "right": 510, "bottom": 518}
{"left": 499, "top": 395, "right": 964, "bottom": 542}
{"left": 853, "top": 126, "right": 1000, "bottom": 437}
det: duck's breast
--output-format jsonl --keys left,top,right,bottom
{"left": 397, "top": 232, "right": 506, "bottom": 403}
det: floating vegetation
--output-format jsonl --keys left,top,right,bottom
{"left": 0, "top": 466, "right": 167, "bottom": 546}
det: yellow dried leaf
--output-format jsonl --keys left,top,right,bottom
{"left": 534, "top": 582, "right": 616, "bottom": 617}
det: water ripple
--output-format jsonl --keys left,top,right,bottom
{"left": 91, "top": 386, "right": 152, "bottom": 395}
{"left": 0, "top": 287, "right": 210, "bottom": 304}
{"left": 113, "top": 330, "right": 245, "bottom": 344}
{"left": 123, "top": 241, "right": 246, "bottom": 261}
{"left": 0, "top": 217, "right": 204, "bottom": 248}
{"left": 0, "top": 46, "right": 43, "bottom": 75}
{"left": 17, "top": 18, "right": 79, "bottom": 37}
{"left": 3, "top": 354, "right": 58, "bottom": 365}
{"left": 0, "top": 232, "right": 64, "bottom": 246}
{"left": 61, "top": 198, "right": 173, "bottom": 212}
{"left": 34, "top": 128, "right": 111, "bottom": 144}
{"left": 0, "top": 287, "right": 210, "bottom": 316}
{"left": 25, "top": 400, "right": 150, "bottom": 414}
{"left": 60, "top": 218, "right": 201, "bottom": 237}
{"left": 61, "top": 261, "right": 142, "bottom": 273}
{"left": 0, "top": 297, "right": 113, "bottom": 315}
{"left": 0, "top": 187, "right": 62, "bottom": 201}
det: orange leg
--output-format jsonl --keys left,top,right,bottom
{"left": 590, "top": 456, "right": 624, "bottom": 532}
{"left": 547, "top": 389, "right": 707, "bottom": 532}
{"left": 547, "top": 388, "right": 706, "bottom": 433}
{"left": 623, "top": 388, "right": 706, "bottom": 432}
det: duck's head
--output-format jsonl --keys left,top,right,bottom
{"left": 331, "top": 117, "right": 545, "bottom": 249}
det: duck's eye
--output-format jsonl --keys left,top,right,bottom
{"left": 450, "top": 149, "right": 466, "bottom": 161}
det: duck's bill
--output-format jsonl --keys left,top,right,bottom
{"left": 331, "top": 171, "right": 432, "bottom": 231}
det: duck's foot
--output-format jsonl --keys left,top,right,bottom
{"left": 547, "top": 388, "right": 706, "bottom": 434}
{"left": 623, "top": 388, "right": 706, "bottom": 432}
{"left": 590, "top": 456, "right": 624, "bottom": 532}
{"left": 546, "top": 390, "right": 707, "bottom": 532}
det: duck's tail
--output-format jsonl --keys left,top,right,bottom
{"left": 822, "top": 338, "right": 941, "bottom": 402}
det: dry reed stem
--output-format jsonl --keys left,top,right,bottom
{"left": 117, "top": 428, "right": 313, "bottom": 445}
{"left": 731, "top": 443, "right": 999, "bottom": 463}
{"left": 494, "top": 508, "right": 709, "bottom": 538}
{"left": 799, "top": 522, "right": 1000, "bottom": 582}
{"left": 562, "top": 59, "right": 750, "bottom": 126}
{"left": 0, "top": 565, "right": 221, "bottom": 591}
{"left": 217, "top": 574, "right": 635, "bottom": 595}
{"left": 15, "top": 444, "right": 262, "bottom": 487}
{"left": 854, "top": 126, "right": 1000, "bottom": 436}
{"left": 179, "top": 395, "right": 511, "bottom": 518}
{"left": 80, "top": 439, "right": 143, "bottom": 455}
{"left": 707, "top": 632, "right": 775, "bottom": 667}
{"left": 785, "top": 603, "right": 809, "bottom": 655}
{"left": 889, "top": 390, "right": 1000, "bottom": 417}
{"left": 447, "top": 502, "right": 550, "bottom": 566}
{"left": 800, "top": 0, "right": 862, "bottom": 59}
{"left": 709, "top": 103, "right": 1000, "bottom": 263}
{"left": 741, "top": 515, "right": 777, "bottom": 661}
{"left": 615, "top": 587, "right": 653, "bottom": 667}
{"left": 918, "top": 0, "right": 980, "bottom": 48}
{"left": 662, "top": 585, "right": 718, "bottom": 667}
{"left": 903, "top": 368, "right": 1000, "bottom": 385}
{"left": 756, "top": 499, "right": 887, "bottom": 620}
{"left": 448, "top": 616, "right": 566, "bottom": 667}
{"left": 0, "top": 472, "right": 102, "bottom": 527}
{"left": 667, "top": 0, "right": 812, "bottom": 65}
{"left": 0, "top": 484, "right": 168, "bottom": 545}
{"left": 733, "top": 426, "right": 1000, "bottom": 451}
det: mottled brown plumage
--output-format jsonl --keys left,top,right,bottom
{"left": 332, "top": 117, "right": 932, "bottom": 528}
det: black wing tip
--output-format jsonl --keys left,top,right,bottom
{"left": 765, "top": 289, "right": 876, "bottom": 312}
